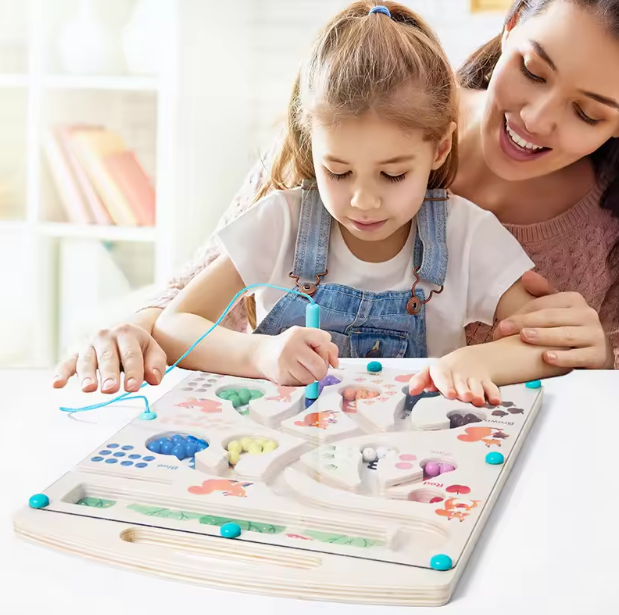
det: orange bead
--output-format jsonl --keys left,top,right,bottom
{"left": 343, "top": 389, "right": 357, "bottom": 401}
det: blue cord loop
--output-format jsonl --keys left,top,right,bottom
{"left": 60, "top": 283, "right": 317, "bottom": 416}
{"left": 369, "top": 6, "right": 392, "bottom": 18}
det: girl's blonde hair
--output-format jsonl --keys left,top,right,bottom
{"left": 256, "top": 0, "right": 459, "bottom": 201}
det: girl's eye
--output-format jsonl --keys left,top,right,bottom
{"left": 325, "top": 169, "right": 351, "bottom": 180}
{"left": 383, "top": 172, "right": 407, "bottom": 183}
{"left": 574, "top": 105, "right": 601, "bottom": 126}
{"left": 520, "top": 59, "right": 545, "bottom": 84}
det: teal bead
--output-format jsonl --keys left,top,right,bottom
{"left": 430, "top": 554, "right": 452, "bottom": 571}
{"left": 525, "top": 380, "right": 542, "bottom": 389}
{"left": 229, "top": 395, "right": 241, "bottom": 408}
{"left": 139, "top": 410, "right": 157, "bottom": 421}
{"left": 367, "top": 360, "right": 382, "bottom": 373}
{"left": 217, "top": 390, "right": 230, "bottom": 399}
{"left": 486, "top": 451, "right": 505, "bottom": 465}
{"left": 220, "top": 522, "right": 242, "bottom": 539}
{"left": 250, "top": 390, "right": 263, "bottom": 400}
{"left": 29, "top": 494, "right": 50, "bottom": 509}
{"left": 238, "top": 388, "right": 251, "bottom": 404}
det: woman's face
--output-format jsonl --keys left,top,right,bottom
{"left": 481, "top": 0, "right": 619, "bottom": 181}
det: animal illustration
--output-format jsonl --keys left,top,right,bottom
{"left": 457, "top": 426, "right": 509, "bottom": 447}
{"left": 188, "top": 479, "right": 253, "bottom": 497}
{"left": 294, "top": 411, "right": 338, "bottom": 429}
{"left": 266, "top": 385, "right": 297, "bottom": 403}
{"left": 394, "top": 373, "right": 416, "bottom": 383}
{"left": 175, "top": 398, "right": 222, "bottom": 414}
{"left": 435, "top": 498, "right": 481, "bottom": 522}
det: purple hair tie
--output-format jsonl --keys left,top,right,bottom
{"left": 369, "top": 5, "right": 392, "bottom": 18}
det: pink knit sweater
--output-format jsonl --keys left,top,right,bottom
{"left": 144, "top": 157, "right": 619, "bottom": 367}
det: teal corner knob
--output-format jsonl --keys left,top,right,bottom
{"left": 29, "top": 494, "right": 50, "bottom": 509}
{"left": 525, "top": 380, "right": 542, "bottom": 389}
{"left": 430, "top": 554, "right": 452, "bottom": 571}
{"left": 486, "top": 451, "right": 505, "bottom": 465}
{"left": 220, "top": 522, "right": 242, "bottom": 539}
{"left": 139, "top": 410, "right": 157, "bottom": 421}
{"left": 367, "top": 360, "right": 382, "bottom": 374}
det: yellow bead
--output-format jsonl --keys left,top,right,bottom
{"left": 263, "top": 441, "right": 278, "bottom": 453}
{"left": 254, "top": 438, "right": 267, "bottom": 447}
{"left": 247, "top": 443, "right": 263, "bottom": 455}
{"left": 228, "top": 451, "right": 241, "bottom": 466}
{"left": 241, "top": 437, "right": 253, "bottom": 452}
{"left": 227, "top": 440, "right": 242, "bottom": 453}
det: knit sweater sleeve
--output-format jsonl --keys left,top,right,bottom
{"left": 138, "top": 138, "right": 279, "bottom": 330}
{"left": 599, "top": 282, "right": 619, "bottom": 369}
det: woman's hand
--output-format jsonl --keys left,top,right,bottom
{"left": 52, "top": 309, "right": 168, "bottom": 393}
{"left": 493, "top": 271, "right": 613, "bottom": 369}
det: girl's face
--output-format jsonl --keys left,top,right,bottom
{"left": 311, "top": 113, "right": 453, "bottom": 250}
{"left": 481, "top": 0, "right": 619, "bottom": 181}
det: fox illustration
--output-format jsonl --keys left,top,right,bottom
{"left": 457, "top": 426, "right": 509, "bottom": 448}
{"left": 266, "top": 385, "right": 297, "bottom": 403}
{"left": 294, "top": 411, "right": 338, "bottom": 429}
{"left": 435, "top": 498, "right": 481, "bottom": 522}
{"left": 175, "top": 398, "right": 222, "bottom": 414}
{"left": 188, "top": 479, "right": 253, "bottom": 497}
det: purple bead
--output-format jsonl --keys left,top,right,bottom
{"left": 439, "top": 463, "right": 455, "bottom": 474}
{"left": 425, "top": 462, "right": 441, "bottom": 477}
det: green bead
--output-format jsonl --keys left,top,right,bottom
{"left": 250, "top": 390, "right": 263, "bottom": 399}
{"left": 230, "top": 395, "right": 241, "bottom": 408}
{"left": 217, "top": 390, "right": 230, "bottom": 399}
{"left": 238, "top": 388, "right": 251, "bottom": 404}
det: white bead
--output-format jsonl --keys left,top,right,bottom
{"left": 362, "top": 447, "right": 377, "bottom": 462}
{"left": 376, "top": 446, "right": 390, "bottom": 459}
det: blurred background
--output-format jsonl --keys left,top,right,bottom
{"left": 0, "top": 0, "right": 509, "bottom": 369}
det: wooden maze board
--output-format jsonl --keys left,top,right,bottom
{"left": 14, "top": 361, "right": 543, "bottom": 606}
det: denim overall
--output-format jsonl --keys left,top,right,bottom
{"left": 253, "top": 183, "right": 448, "bottom": 359}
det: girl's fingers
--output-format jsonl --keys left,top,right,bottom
{"left": 467, "top": 378, "right": 485, "bottom": 407}
{"left": 408, "top": 367, "right": 432, "bottom": 395}
{"left": 116, "top": 335, "right": 146, "bottom": 392}
{"left": 429, "top": 366, "right": 457, "bottom": 400}
{"left": 482, "top": 380, "right": 501, "bottom": 406}
{"left": 52, "top": 353, "right": 78, "bottom": 388}
{"left": 92, "top": 332, "right": 122, "bottom": 394}
{"left": 75, "top": 345, "right": 99, "bottom": 392}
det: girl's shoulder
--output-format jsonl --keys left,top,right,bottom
{"left": 445, "top": 192, "right": 503, "bottom": 228}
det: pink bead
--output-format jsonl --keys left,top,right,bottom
{"left": 425, "top": 462, "right": 440, "bottom": 477}
{"left": 439, "top": 463, "right": 455, "bottom": 474}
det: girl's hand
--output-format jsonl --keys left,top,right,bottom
{"left": 52, "top": 323, "right": 168, "bottom": 394}
{"left": 408, "top": 354, "right": 501, "bottom": 407}
{"left": 494, "top": 272, "right": 613, "bottom": 369}
{"left": 252, "top": 326, "right": 339, "bottom": 386}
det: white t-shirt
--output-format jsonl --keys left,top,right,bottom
{"left": 217, "top": 188, "right": 534, "bottom": 357}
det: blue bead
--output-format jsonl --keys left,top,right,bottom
{"left": 91, "top": 457, "right": 103, "bottom": 462}
{"left": 186, "top": 436, "right": 198, "bottom": 443}
{"left": 196, "top": 440, "right": 208, "bottom": 451}
{"left": 29, "top": 494, "right": 50, "bottom": 509}
{"left": 172, "top": 444, "right": 186, "bottom": 460}
{"left": 367, "top": 360, "right": 383, "bottom": 373}
{"left": 113, "top": 452, "right": 126, "bottom": 457}
{"left": 161, "top": 441, "right": 175, "bottom": 455}
{"left": 135, "top": 463, "right": 148, "bottom": 468}
{"left": 430, "top": 554, "right": 452, "bottom": 571}
{"left": 526, "top": 380, "right": 542, "bottom": 389}
{"left": 128, "top": 454, "right": 141, "bottom": 460}
{"left": 146, "top": 440, "right": 161, "bottom": 454}
{"left": 486, "top": 451, "right": 505, "bottom": 465}
{"left": 99, "top": 450, "right": 111, "bottom": 455}
{"left": 121, "top": 445, "right": 134, "bottom": 451}
{"left": 143, "top": 456, "right": 156, "bottom": 462}
{"left": 172, "top": 434, "right": 185, "bottom": 443}
{"left": 220, "top": 522, "right": 242, "bottom": 539}
{"left": 105, "top": 458, "right": 118, "bottom": 464}
{"left": 184, "top": 443, "right": 198, "bottom": 458}
{"left": 107, "top": 443, "right": 119, "bottom": 448}
{"left": 120, "top": 461, "right": 134, "bottom": 466}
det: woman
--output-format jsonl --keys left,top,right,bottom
{"left": 54, "top": 0, "right": 619, "bottom": 394}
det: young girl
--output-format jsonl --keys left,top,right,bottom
{"left": 153, "top": 1, "right": 568, "bottom": 406}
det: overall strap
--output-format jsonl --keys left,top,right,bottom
{"left": 290, "top": 180, "right": 332, "bottom": 295}
{"left": 413, "top": 189, "right": 449, "bottom": 287}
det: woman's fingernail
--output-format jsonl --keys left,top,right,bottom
{"left": 81, "top": 377, "right": 93, "bottom": 389}
{"left": 126, "top": 378, "right": 137, "bottom": 390}
{"left": 102, "top": 378, "right": 116, "bottom": 390}
{"left": 153, "top": 368, "right": 161, "bottom": 383}
{"left": 500, "top": 321, "right": 515, "bottom": 334}
{"left": 523, "top": 328, "right": 537, "bottom": 339}
{"left": 546, "top": 352, "right": 557, "bottom": 362}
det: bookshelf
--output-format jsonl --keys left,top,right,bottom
{"left": 0, "top": 0, "right": 178, "bottom": 368}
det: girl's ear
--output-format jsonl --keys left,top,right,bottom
{"left": 431, "top": 122, "right": 456, "bottom": 170}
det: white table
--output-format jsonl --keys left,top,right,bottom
{"left": 2, "top": 361, "right": 618, "bottom": 614}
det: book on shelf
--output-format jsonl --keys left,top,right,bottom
{"left": 43, "top": 123, "right": 156, "bottom": 228}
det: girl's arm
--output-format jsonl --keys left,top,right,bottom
{"left": 409, "top": 279, "right": 569, "bottom": 405}
{"left": 153, "top": 254, "right": 338, "bottom": 385}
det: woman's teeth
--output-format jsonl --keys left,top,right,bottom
{"left": 505, "top": 120, "right": 545, "bottom": 151}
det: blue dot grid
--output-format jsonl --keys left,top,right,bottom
{"left": 91, "top": 443, "right": 153, "bottom": 469}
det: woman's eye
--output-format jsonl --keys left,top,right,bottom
{"left": 520, "top": 59, "right": 545, "bottom": 84}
